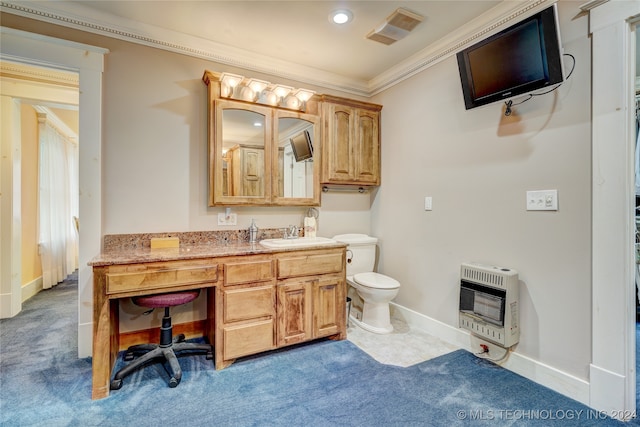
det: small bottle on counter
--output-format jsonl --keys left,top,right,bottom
{"left": 249, "top": 219, "right": 258, "bottom": 243}
{"left": 304, "top": 216, "right": 316, "bottom": 238}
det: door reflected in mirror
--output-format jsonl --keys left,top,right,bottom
{"left": 222, "top": 108, "right": 266, "bottom": 197}
{"left": 277, "top": 117, "right": 315, "bottom": 199}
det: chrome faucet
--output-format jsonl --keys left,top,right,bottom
{"left": 283, "top": 225, "right": 299, "bottom": 239}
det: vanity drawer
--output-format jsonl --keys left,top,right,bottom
{"left": 223, "top": 285, "right": 275, "bottom": 323}
{"left": 223, "top": 320, "right": 275, "bottom": 359}
{"left": 224, "top": 259, "right": 274, "bottom": 285}
{"left": 277, "top": 251, "right": 344, "bottom": 279}
{"left": 106, "top": 260, "right": 218, "bottom": 294}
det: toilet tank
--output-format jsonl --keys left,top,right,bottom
{"left": 332, "top": 234, "right": 378, "bottom": 277}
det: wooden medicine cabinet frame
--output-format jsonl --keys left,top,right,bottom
{"left": 203, "top": 70, "right": 321, "bottom": 207}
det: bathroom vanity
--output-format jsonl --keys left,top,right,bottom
{"left": 86, "top": 72, "right": 381, "bottom": 400}
{"left": 89, "top": 233, "right": 346, "bottom": 400}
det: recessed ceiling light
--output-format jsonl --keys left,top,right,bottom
{"left": 330, "top": 9, "right": 353, "bottom": 25}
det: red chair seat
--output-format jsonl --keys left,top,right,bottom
{"left": 133, "top": 290, "right": 199, "bottom": 308}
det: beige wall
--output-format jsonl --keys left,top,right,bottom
{"left": 371, "top": 0, "right": 591, "bottom": 380}
{"left": 0, "top": 12, "right": 372, "bottom": 332}
{"left": 0, "top": 2, "right": 595, "bottom": 381}
{"left": 20, "top": 104, "right": 41, "bottom": 286}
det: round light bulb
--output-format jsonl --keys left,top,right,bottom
{"left": 331, "top": 10, "right": 352, "bottom": 25}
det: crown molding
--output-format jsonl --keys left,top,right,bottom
{"left": 0, "top": 0, "right": 370, "bottom": 97}
{"left": 1, "top": 0, "right": 552, "bottom": 98}
{"left": 0, "top": 59, "right": 80, "bottom": 107}
{"left": 0, "top": 60, "right": 78, "bottom": 87}
{"left": 33, "top": 105, "right": 78, "bottom": 144}
{"left": 579, "top": 0, "right": 610, "bottom": 12}
{"left": 368, "top": 0, "right": 554, "bottom": 95}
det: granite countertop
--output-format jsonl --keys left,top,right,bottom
{"left": 88, "top": 230, "right": 345, "bottom": 267}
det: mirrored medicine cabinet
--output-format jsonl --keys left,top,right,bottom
{"left": 204, "top": 71, "right": 321, "bottom": 206}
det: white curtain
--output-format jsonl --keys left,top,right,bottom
{"left": 38, "top": 118, "right": 79, "bottom": 289}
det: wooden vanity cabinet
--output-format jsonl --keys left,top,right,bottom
{"left": 320, "top": 95, "right": 382, "bottom": 187}
{"left": 276, "top": 280, "right": 312, "bottom": 346}
{"left": 216, "top": 257, "right": 276, "bottom": 369}
{"left": 91, "top": 245, "right": 346, "bottom": 398}
{"left": 275, "top": 248, "right": 346, "bottom": 347}
{"left": 312, "top": 276, "right": 344, "bottom": 338}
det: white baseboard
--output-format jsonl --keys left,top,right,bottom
{"left": 0, "top": 292, "right": 17, "bottom": 318}
{"left": 21, "top": 276, "right": 43, "bottom": 303}
{"left": 78, "top": 321, "right": 92, "bottom": 359}
{"left": 390, "top": 302, "right": 590, "bottom": 407}
{"left": 589, "top": 364, "right": 628, "bottom": 418}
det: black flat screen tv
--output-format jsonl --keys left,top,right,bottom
{"left": 456, "top": 5, "right": 564, "bottom": 110}
{"left": 290, "top": 130, "right": 313, "bottom": 162}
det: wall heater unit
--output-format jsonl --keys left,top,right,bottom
{"left": 459, "top": 263, "right": 519, "bottom": 347}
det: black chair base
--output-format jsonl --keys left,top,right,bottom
{"left": 110, "top": 337, "right": 213, "bottom": 390}
{"left": 110, "top": 301, "right": 213, "bottom": 391}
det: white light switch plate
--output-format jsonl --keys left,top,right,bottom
{"left": 526, "top": 190, "right": 558, "bottom": 211}
{"left": 424, "top": 196, "right": 432, "bottom": 211}
{"left": 217, "top": 212, "right": 237, "bottom": 225}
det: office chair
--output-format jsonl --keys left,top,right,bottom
{"left": 110, "top": 290, "right": 213, "bottom": 390}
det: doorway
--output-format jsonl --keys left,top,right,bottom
{"left": 0, "top": 62, "right": 80, "bottom": 303}
{"left": 0, "top": 27, "right": 107, "bottom": 358}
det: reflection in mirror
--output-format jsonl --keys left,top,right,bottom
{"left": 222, "top": 109, "right": 266, "bottom": 197}
{"left": 277, "top": 117, "right": 315, "bottom": 199}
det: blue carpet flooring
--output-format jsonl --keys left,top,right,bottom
{"left": 0, "top": 274, "right": 633, "bottom": 426}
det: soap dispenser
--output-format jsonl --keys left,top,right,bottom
{"left": 249, "top": 219, "right": 258, "bottom": 243}
{"left": 304, "top": 208, "right": 317, "bottom": 238}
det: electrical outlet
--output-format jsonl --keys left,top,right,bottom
{"left": 217, "top": 212, "right": 237, "bottom": 225}
{"left": 526, "top": 190, "right": 558, "bottom": 211}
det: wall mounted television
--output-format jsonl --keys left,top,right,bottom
{"left": 290, "top": 130, "right": 313, "bottom": 162}
{"left": 456, "top": 5, "right": 564, "bottom": 110}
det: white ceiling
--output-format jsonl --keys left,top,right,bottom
{"left": 71, "top": 0, "right": 501, "bottom": 81}
{"left": 2, "top": 0, "right": 553, "bottom": 96}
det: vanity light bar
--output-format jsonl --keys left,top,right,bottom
{"left": 218, "top": 73, "right": 315, "bottom": 111}
{"left": 246, "top": 78, "right": 269, "bottom": 93}
{"left": 219, "top": 72, "right": 244, "bottom": 97}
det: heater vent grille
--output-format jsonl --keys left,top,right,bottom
{"left": 461, "top": 263, "right": 517, "bottom": 289}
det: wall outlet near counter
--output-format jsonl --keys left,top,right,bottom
{"left": 217, "top": 212, "right": 237, "bottom": 225}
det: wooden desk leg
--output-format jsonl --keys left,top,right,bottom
{"left": 214, "top": 285, "right": 225, "bottom": 370}
{"left": 92, "top": 270, "right": 118, "bottom": 400}
{"left": 206, "top": 287, "right": 216, "bottom": 355}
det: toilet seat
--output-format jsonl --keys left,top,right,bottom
{"left": 353, "top": 272, "right": 400, "bottom": 290}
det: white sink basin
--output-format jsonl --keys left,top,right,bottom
{"left": 259, "top": 236, "right": 336, "bottom": 248}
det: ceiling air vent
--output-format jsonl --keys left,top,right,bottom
{"left": 366, "top": 8, "right": 424, "bottom": 45}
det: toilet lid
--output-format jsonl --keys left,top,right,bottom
{"left": 353, "top": 272, "right": 400, "bottom": 290}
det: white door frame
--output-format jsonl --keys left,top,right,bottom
{"left": 583, "top": 0, "right": 640, "bottom": 419}
{"left": 0, "top": 27, "right": 107, "bottom": 357}
{"left": 0, "top": 94, "right": 22, "bottom": 318}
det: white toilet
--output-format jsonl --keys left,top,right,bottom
{"left": 332, "top": 234, "right": 400, "bottom": 334}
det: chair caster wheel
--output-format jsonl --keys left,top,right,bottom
{"left": 110, "top": 379, "right": 122, "bottom": 390}
{"left": 168, "top": 377, "right": 180, "bottom": 388}
{"left": 174, "top": 334, "right": 185, "bottom": 343}
{"left": 124, "top": 351, "right": 134, "bottom": 361}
